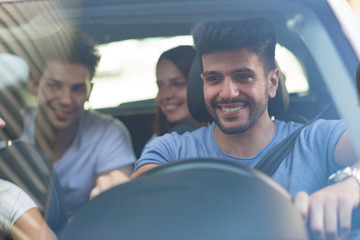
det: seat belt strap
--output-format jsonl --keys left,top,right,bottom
{"left": 254, "top": 124, "right": 306, "bottom": 176}
{"left": 255, "top": 103, "right": 333, "bottom": 177}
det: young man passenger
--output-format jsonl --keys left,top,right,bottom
{"left": 21, "top": 32, "right": 136, "bottom": 217}
{"left": 132, "top": 19, "right": 360, "bottom": 239}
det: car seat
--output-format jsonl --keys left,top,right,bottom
{"left": 0, "top": 53, "right": 68, "bottom": 235}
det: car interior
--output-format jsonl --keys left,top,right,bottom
{"left": 59, "top": 46, "right": 312, "bottom": 239}
{"left": 0, "top": 0, "right": 359, "bottom": 239}
{"left": 0, "top": 0, "right": 349, "bottom": 157}
{"left": 93, "top": 13, "right": 344, "bottom": 160}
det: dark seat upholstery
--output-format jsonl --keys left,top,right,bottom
{"left": 187, "top": 54, "right": 290, "bottom": 122}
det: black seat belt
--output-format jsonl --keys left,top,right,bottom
{"left": 255, "top": 103, "right": 333, "bottom": 177}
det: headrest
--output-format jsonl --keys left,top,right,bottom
{"left": 0, "top": 53, "right": 29, "bottom": 141}
{"left": 187, "top": 54, "right": 213, "bottom": 122}
{"left": 187, "top": 54, "right": 289, "bottom": 122}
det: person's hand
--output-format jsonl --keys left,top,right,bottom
{"left": 294, "top": 178, "right": 360, "bottom": 239}
{"left": 89, "top": 168, "right": 130, "bottom": 200}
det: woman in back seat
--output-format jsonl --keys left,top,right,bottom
{"left": 153, "top": 45, "right": 206, "bottom": 137}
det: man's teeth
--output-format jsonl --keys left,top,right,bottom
{"left": 221, "top": 106, "right": 245, "bottom": 112}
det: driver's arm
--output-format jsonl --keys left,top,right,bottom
{"left": 294, "top": 130, "right": 360, "bottom": 239}
{"left": 130, "top": 164, "right": 160, "bottom": 179}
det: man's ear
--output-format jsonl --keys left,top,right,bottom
{"left": 28, "top": 74, "right": 39, "bottom": 95}
{"left": 268, "top": 68, "right": 280, "bottom": 99}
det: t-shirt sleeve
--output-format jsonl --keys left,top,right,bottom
{"left": 95, "top": 119, "right": 136, "bottom": 174}
{"left": 0, "top": 180, "right": 37, "bottom": 236}
{"left": 325, "top": 120, "right": 347, "bottom": 172}
{"left": 134, "top": 133, "right": 179, "bottom": 172}
{"left": 306, "top": 119, "right": 347, "bottom": 174}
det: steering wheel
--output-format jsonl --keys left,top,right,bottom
{"left": 60, "top": 159, "right": 309, "bottom": 239}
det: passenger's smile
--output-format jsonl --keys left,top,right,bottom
{"left": 163, "top": 103, "right": 181, "bottom": 111}
{"left": 53, "top": 109, "right": 76, "bottom": 121}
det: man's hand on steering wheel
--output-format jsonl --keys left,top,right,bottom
{"left": 294, "top": 177, "right": 360, "bottom": 240}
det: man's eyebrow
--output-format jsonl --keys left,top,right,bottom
{"left": 45, "top": 77, "right": 61, "bottom": 83}
{"left": 73, "top": 82, "right": 88, "bottom": 87}
{"left": 202, "top": 68, "right": 255, "bottom": 77}
{"left": 45, "top": 78, "right": 87, "bottom": 87}
{"left": 234, "top": 68, "right": 255, "bottom": 74}
{"left": 202, "top": 71, "right": 218, "bottom": 77}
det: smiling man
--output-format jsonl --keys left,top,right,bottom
{"left": 132, "top": 19, "right": 360, "bottom": 239}
{"left": 20, "top": 32, "right": 136, "bottom": 217}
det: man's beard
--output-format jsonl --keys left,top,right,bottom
{"left": 208, "top": 96, "right": 268, "bottom": 135}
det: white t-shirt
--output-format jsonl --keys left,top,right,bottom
{"left": 20, "top": 108, "right": 136, "bottom": 217}
{"left": 0, "top": 179, "right": 37, "bottom": 237}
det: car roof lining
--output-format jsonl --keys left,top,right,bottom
{"left": 0, "top": 0, "right": 314, "bottom": 43}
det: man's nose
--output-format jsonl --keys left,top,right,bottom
{"left": 59, "top": 87, "right": 73, "bottom": 105}
{"left": 219, "top": 78, "right": 238, "bottom": 100}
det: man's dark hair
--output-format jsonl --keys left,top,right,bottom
{"left": 39, "top": 30, "right": 101, "bottom": 81}
{"left": 191, "top": 18, "right": 277, "bottom": 73}
{"left": 70, "top": 32, "right": 101, "bottom": 80}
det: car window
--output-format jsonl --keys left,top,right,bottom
{"left": 276, "top": 44, "right": 308, "bottom": 95}
{"left": 89, "top": 40, "right": 309, "bottom": 109}
{"left": 88, "top": 36, "right": 193, "bottom": 109}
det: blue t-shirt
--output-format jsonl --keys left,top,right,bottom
{"left": 135, "top": 119, "right": 346, "bottom": 196}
